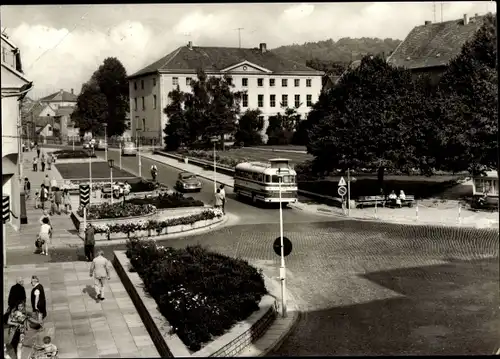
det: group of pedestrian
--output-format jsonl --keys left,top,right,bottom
{"left": 34, "top": 175, "right": 70, "bottom": 214}
{"left": 32, "top": 147, "right": 55, "bottom": 173}
{"left": 4, "top": 276, "right": 56, "bottom": 359}
{"left": 214, "top": 184, "right": 226, "bottom": 214}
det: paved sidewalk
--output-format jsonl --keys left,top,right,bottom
{"left": 3, "top": 262, "right": 159, "bottom": 359}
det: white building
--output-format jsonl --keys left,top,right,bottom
{"left": 128, "top": 42, "right": 323, "bottom": 145}
{"left": 1, "top": 33, "right": 33, "bottom": 230}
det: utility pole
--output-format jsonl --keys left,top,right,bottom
{"left": 235, "top": 27, "right": 244, "bottom": 48}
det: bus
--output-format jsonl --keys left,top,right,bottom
{"left": 234, "top": 158, "right": 298, "bottom": 205}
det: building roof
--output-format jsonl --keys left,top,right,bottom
{"left": 130, "top": 44, "right": 322, "bottom": 78}
{"left": 39, "top": 89, "right": 77, "bottom": 103}
{"left": 387, "top": 14, "right": 488, "bottom": 70}
{"left": 35, "top": 119, "right": 60, "bottom": 134}
{"left": 55, "top": 106, "right": 74, "bottom": 117}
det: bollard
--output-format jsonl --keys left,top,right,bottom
{"left": 416, "top": 201, "right": 419, "bottom": 222}
{"left": 458, "top": 203, "right": 462, "bottom": 225}
{"left": 374, "top": 197, "right": 378, "bottom": 218}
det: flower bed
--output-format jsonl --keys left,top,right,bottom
{"left": 124, "top": 239, "right": 268, "bottom": 352}
{"left": 126, "top": 192, "right": 204, "bottom": 209}
{"left": 52, "top": 149, "right": 96, "bottom": 159}
{"left": 178, "top": 149, "right": 244, "bottom": 168}
{"left": 76, "top": 202, "right": 156, "bottom": 220}
{"left": 129, "top": 180, "right": 163, "bottom": 193}
{"left": 91, "top": 209, "right": 221, "bottom": 239}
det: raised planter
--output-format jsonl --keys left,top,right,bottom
{"left": 113, "top": 251, "right": 277, "bottom": 357}
{"left": 73, "top": 206, "right": 208, "bottom": 238}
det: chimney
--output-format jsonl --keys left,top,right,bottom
{"left": 71, "top": 88, "right": 74, "bottom": 94}
{"left": 187, "top": 41, "right": 192, "bottom": 49}
{"left": 463, "top": 13, "right": 469, "bottom": 25}
{"left": 424, "top": 20, "right": 432, "bottom": 25}
{"left": 259, "top": 43, "right": 267, "bottom": 54}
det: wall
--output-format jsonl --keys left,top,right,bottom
{"left": 38, "top": 105, "right": 56, "bottom": 117}
{"left": 129, "top": 74, "right": 162, "bottom": 142}
{"left": 41, "top": 101, "right": 77, "bottom": 109}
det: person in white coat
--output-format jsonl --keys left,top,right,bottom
{"left": 89, "top": 250, "right": 112, "bottom": 301}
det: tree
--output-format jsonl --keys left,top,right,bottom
{"left": 306, "top": 55, "right": 423, "bottom": 188}
{"left": 163, "top": 86, "right": 189, "bottom": 150}
{"left": 71, "top": 81, "right": 108, "bottom": 137}
{"left": 292, "top": 118, "right": 311, "bottom": 146}
{"left": 433, "top": 14, "right": 497, "bottom": 174}
{"left": 266, "top": 107, "right": 301, "bottom": 145}
{"left": 93, "top": 57, "right": 129, "bottom": 137}
{"left": 234, "top": 109, "right": 264, "bottom": 146}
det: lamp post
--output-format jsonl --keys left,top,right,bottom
{"left": 88, "top": 150, "right": 93, "bottom": 203}
{"left": 108, "top": 159, "right": 114, "bottom": 205}
{"left": 103, "top": 123, "right": 108, "bottom": 162}
{"left": 277, "top": 168, "right": 287, "bottom": 317}
{"left": 138, "top": 134, "right": 142, "bottom": 178}
{"left": 210, "top": 136, "right": 218, "bottom": 193}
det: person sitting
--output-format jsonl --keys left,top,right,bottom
{"left": 387, "top": 190, "right": 397, "bottom": 207}
{"left": 399, "top": 190, "right": 406, "bottom": 201}
{"left": 30, "top": 336, "right": 58, "bottom": 359}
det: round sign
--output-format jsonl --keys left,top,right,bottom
{"left": 273, "top": 237, "right": 293, "bottom": 257}
{"left": 338, "top": 186, "right": 347, "bottom": 197}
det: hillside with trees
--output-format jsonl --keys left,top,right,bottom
{"left": 272, "top": 37, "right": 402, "bottom": 74}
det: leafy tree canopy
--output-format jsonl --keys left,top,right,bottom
{"left": 266, "top": 107, "right": 302, "bottom": 145}
{"left": 163, "top": 86, "right": 188, "bottom": 150}
{"left": 234, "top": 109, "right": 264, "bottom": 147}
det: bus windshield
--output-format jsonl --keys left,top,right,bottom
{"left": 267, "top": 175, "right": 295, "bottom": 183}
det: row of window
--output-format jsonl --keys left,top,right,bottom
{"left": 133, "top": 95, "right": 157, "bottom": 111}
{"left": 242, "top": 94, "right": 313, "bottom": 108}
{"left": 133, "top": 76, "right": 314, "bottom": 90}
{"left": 235, "top": 170, "right": 296, "bottom": 184}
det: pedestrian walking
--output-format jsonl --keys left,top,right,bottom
{"left": 32, "top": 157, "right": 38, "bottom": 172}
{"left": 34, "top": 191, "right": 40, "bottom": 209}
{"left": 24, "top": 178, "right": 31, "bottom": 200}
{"left": 4, "top": 278, "right": 26, "bottom": 325}
{"left": 36, "top": 144, "right": 40, "bottom": 159}
{"left": 62, "top": 189, "right": 72, "bottom": 214}
{"left": 36, "top": 217, "right": 51, "bottom": 256}
{"left": 53, "top": 188, "right": 62, "bottom": 214}
{"left": 214, "top": 188, "right": 223, "bottom": 210}
{"left": 50, "top": 177, "right": 58, "bottom": 192}
{"left": 39, "top": 185, "right": 48, "bottom": 210}
{"left": 43, "top": 175, "right": 50, "bottom": 191}
{"left": 40, "top": 153, "right": 45, "bottom": 172}
{"left": 219, "top": 184, "right": 226, "bottom": 214}
{"left": 46, "top": 153, "right": 52, "bottom": 170}
{"left": 30, "top": 275, "right": 47, "bottom": 325}
{"left": 84, "top": 224, "right": 96, "bottom": 262}
{"left": 89, "top": 250, "right": 112, "bottom": 302}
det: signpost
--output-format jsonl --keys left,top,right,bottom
{"left": 79, "top": 185, "right": 90, "bottom": 231}
{"left": 3, "top": 195, "right": 10, "bottom": 268}
{"left": 338, "top": 177, "right": 347, "bottom": 214}
{"left": 273, "top": 236, "right": 293, "bottom": 257}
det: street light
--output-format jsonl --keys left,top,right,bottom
{"left": 108, "top": 159, "right": 114, "bottom": 205}
{"left": 277, "top": 168, "right": 287, "bottom": 318}
{"left": 103, "top": 123, "right": 108, "bottom": 162}
{"left": 137, "top": 134, "right": 142, "bottom": 178}
{"left": 210, "top": 136, "right": 218, "bottom": 193}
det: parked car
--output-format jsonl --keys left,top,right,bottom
{"left": 95, "top": 139, "right": 107, "bottom": 150}
{"left": 121, "top": 141, "right": 137, "bottom": 156}
{"left": 175, "top": 172, "right": 202, "bottom": 192}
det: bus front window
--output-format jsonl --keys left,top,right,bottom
{"left": 272, "top": 175, "right": 295, "bottom": 183}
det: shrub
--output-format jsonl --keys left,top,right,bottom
{"left": 125, "top": 239, "right": 267, "bottom": 351}
{"left": 77, "top": 202, "right": 156, "bottom": 220}
{"left": 129, "top": 180, "right": 161, "bottom": 193}
{"left": 126, "top": 192, "right": 204, "bottom": 209}
{"left": 52, "top": 150, "right": 96, "bottom": 159}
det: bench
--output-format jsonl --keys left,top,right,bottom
{"left": 385, "top": 195, "right": 415, "bottom": 208}
{"left": 356, "top": 195, "right": 385, "bottom": 208}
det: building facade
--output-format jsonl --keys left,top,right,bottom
{"left": 38, "top": 89, "right": 77, "bottom": 109}
{"left": 128, "top": 42, "right": 323, "bottom": 145}
{"left": 1, "top": 33, "right": 33, "bottom": 230}
{"left": 387, "top": 13, "right": 489, "bottom": 84}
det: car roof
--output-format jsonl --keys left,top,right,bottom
{"left": 180, "top": 172, "right": 195, "bottom": 176}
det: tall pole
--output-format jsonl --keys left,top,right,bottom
{"left": 83, "top": 207, "right": 87, "bottom": 237}
{"left": 119, "top": 142, "right": 122, "bottom": 170}
{"left": 279, "top": 173, "right": 287, "bottom": 318}
{"left": 138, "top": 136, "right": 142, "bottom": 178}
{"left": 213, "top": 142, "right": 217, "bottom": 193}
{"left": 89, "top": 155, "right": 92, "bottom": 203}
{"left": 3, "top": 222, "right": 6, "bottom": 268}
{"left": 347, "top": 168, "right": 351, "bottom": 217}
{"left": 104, "top": 126, "right": 108, "bottom": 162}
{"left": 72, "top": 136, "right": 74, "bottom": 152}
{"left": 110, "top": 167, "right": 113, "bottom": 205}
{"left": 236, "top": 27, "right": 244, "bottom": 48}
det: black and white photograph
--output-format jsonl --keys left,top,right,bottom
{"left": 2, "top": 2, "right": 498, "bottom": 358}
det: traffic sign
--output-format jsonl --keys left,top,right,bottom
{"left": 2, "top": 195, "right": 10, "bottom": 223}
{"left": 273, "top": 236, "right": 293, "bottom": 257}
{"left": 338, "top": 177, "right": 347, "bottom": 186}
{"left": 79, "top": 184, "right": 90, "bottom": 207}
{"left": 338, "top": 186, "right": 347, "bottom": 197}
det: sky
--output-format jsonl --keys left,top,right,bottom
{"left": 1, "top": 2, "right": 496, "bottom": 98}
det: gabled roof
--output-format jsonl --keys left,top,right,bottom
{"left": 387, "top": 14, "right": 488, "bottom": 70}
{"left": 39, "top": 89, "right": 77, "bottom": 103}
{"left": 55, "top": 106, "right": 74, "bottom": 117}
{"left": 130, "top": 44, "right": 322, "bottom": 79}
{"left": 35, "top": 118, "right": 60, "bottom": 134}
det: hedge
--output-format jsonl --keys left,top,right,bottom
{"left": 126, "top": 192, "right": 204, "bottom": 209}
{"left": 52, "top": 149, "right": 96, "bottom": 159}
{"left": 125, "top": 239, "right": 267, "bottom": 351}
{"left": 77, "top": 202, "right": 156, "bottom": 220}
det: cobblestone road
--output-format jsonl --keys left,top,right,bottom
{"left": 21, "top": 219, "right": 498, "bottom": 356}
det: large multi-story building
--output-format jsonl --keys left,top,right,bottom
{"left": 2, "top": 33, "right": 33, "bottom": 230}
{"left": 128, "top": 42, "right": 323, "bottom": 145}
